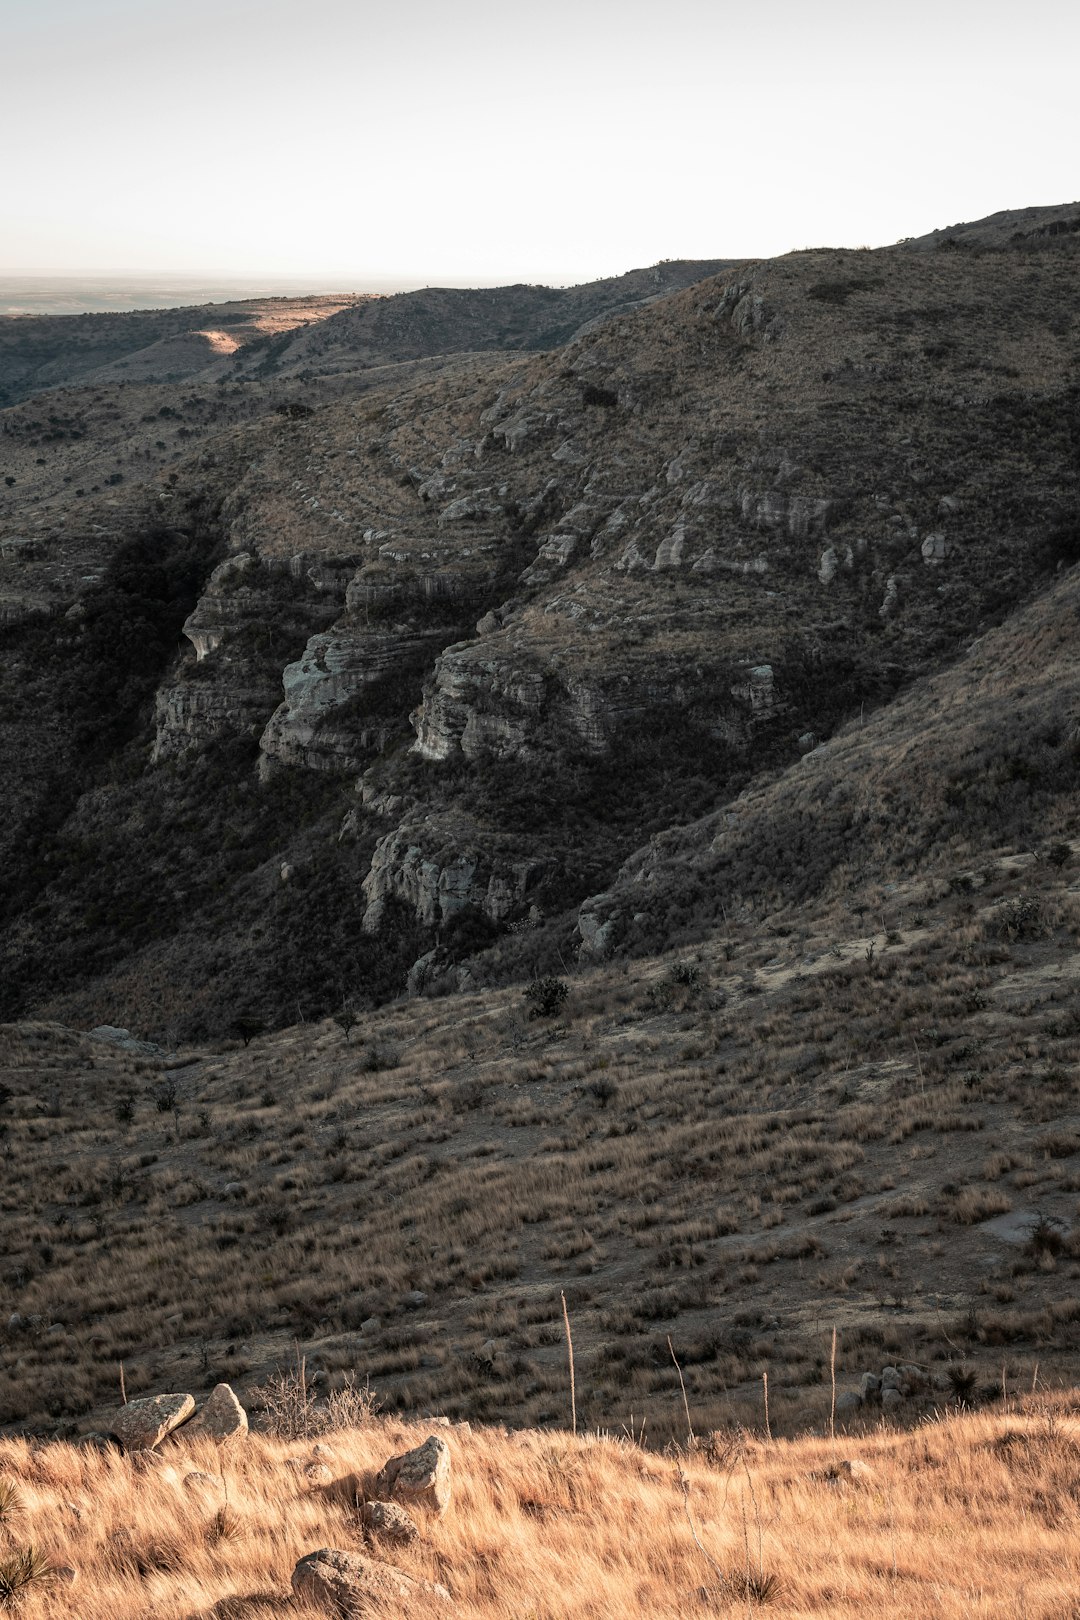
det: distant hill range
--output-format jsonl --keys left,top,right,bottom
{"left": 0, "top": 259, "right": 733, "bottom": 407}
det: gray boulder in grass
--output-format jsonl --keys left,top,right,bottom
{"left": 110, "top": 1393, "right": 195, "bottom": 1451}
{"left": 184, "top": 1382, "right": 248, "bottom": 1442}
{"left": 374, "top": 1434, "right": 452, "bottom": 1516}
{"left": 359, "top": 1498, "right": 420, "bottom": 1544}
{"left": 291, "top": 1548, "right": 451, "bottom": 1613}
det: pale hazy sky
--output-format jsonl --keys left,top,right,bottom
{"left": 3, "top": 0, "right": 1078, "bottom": 288}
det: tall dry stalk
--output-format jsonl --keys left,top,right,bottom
{"left": 561, "top": 1290, "right": 576, "bottom": 1436}
{"left": 829, "top": 1327, "right": 837, "bottom": 1442}
{"left": 667, "top": 1336, "right": 696, "bottom": 1447}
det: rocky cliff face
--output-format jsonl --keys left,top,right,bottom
{"left": 3, "top": 220, "right": 1079, "bottom": 1035}
{"left": 258, "top": 623, "right": 453, "bottom": 775}
{"left": 152, "top": 550, "right": 340, "bottom": 760}
{"left": 409, "top": 639, "right": 614, "bottom": 764}
{"left": 360, "top": 815, "right": 550, "bottom": 935}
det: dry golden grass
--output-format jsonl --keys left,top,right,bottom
{"left": 4, "top": 1399, "right": 1080, "bottom": 1617}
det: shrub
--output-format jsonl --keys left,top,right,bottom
{"left": 0, "top": 1545, "right": 54, "bottom": 1604}
{"left": 1026, "top": 1213, "right": 1067, "bottom": 1258}
{"left": 334, "top": 1006, "right": 359, "bottom": 1044}
{"left": 0, "top": 1479, "right": 22, "bottom": 1531}
{"left": 231, "top": 1016, "right": 265, "bottom": 1047}
{"left": 992, "top": 894, "right": 1045, "bottom": 940}
{"left": 670, "top": 961, "right": 702, "bottom": 988}
{"left": 524, "top": 977, "right": 569, "bottom": 1019}
{"left": 152, "top": 1076, "right": 179, "bottom": 1114}
{"left": 250, "top": 1358, "right": 323, "bottom": 1440}
{"left": 251, "top": 1359, "right": 379, "bottom": 1438}
{"left": 946, "top": 1364, "right": 978, "bottom": 1403}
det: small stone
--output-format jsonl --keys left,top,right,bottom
{"left": 304, "top": 1461, "right": 333, "bottom": 1484}
{"left": 403, "top": 1291, "right": 428, "bottom": 1310}
{"left": 374, "top": 1434, "right": 452, "bottom": 1517}
{"left": 881, "top": 1387, "right": 904, "bottom": 1411}
{"left": 183, "top": 1471, "right": 225, "bottom": 1502}
{"left": 360, "top": 1317, "right": 381, "bottom": 1333}
{"left": 291, "top": 1548, "right": 451, "bottom": 1614}
{"left": 110, "top": 1393, "right": 195, "bottom": 1452}
{"left": 184, "top": 1383, "right": 248, "bottom": 1443}
{"left": 359, "top": 1499, "right": 419, "bottom": 1545}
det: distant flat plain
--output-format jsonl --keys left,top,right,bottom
{"left": 0, "top": 273, "right": 410, "bottom": 316}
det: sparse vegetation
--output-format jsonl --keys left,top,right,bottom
{"left": 0, "top": 1402, "right": 1079, "bottom": 1616}
{"left": 4, "top": 208, "right": 1080, "bottom": 1616}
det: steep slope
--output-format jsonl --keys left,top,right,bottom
{"left": 574, "top": 561, "right": 1080, "bottom": 962}
{"left": 903, "top": 198, "right": 1080, "bottom": 250}
{"left": 261, "top": 258, "right": 735, "bottom": 376}
{"left": 1, "top": 224, "right": 1079, "bottom": 1037}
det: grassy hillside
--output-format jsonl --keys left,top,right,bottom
{"left": 2, "top": 1401, "right": 1080, "bottom": 1617}
{"left": 3, "top": 790, "right": 1079, "bottom": 1438}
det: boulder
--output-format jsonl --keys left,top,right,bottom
{"left": 88, "top": 1026, "right": 166, "bottom": 1057}
{"left": 859, "top": 1372, "right": 881, "bottom": 1400}
{"left": 811, "top": 1457, "right": 874, "bottom": 1488}
{"left": 183, "top": 1470, "right": 225, "bottom": 1503}
{"left": 184, "top": 1383, "right": 248, "bottom": 1442}
{"left": 359, "top": 1499, "right": 420, "bottom": 1545}
{"left": 374, "top": 1434, "right": 452, "bottom": 1517}
{"left": 835, "top": 1391, "right": 863, "bottom": 1415}
{"left": 110, "top": 1393, "right": 195, "bottom": 1452}
{"left": 881, "top": 1387, "right": 904, "bottom": 1412}
{"left": 291, "top": 1548, "right": 451, "bottom": 1614}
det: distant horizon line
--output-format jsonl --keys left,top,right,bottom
{"left": 0, "top": 257, "right": 742, "bottom": 289}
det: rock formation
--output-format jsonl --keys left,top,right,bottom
{"left": 108, "top": 1393, "right": 194, "bottom": 1452}
{"left": 373, "top": 1434, "right": 452, "bottom": 1517}
{"left": 291, "top": 1547, "right": 452, "bottom": 1614}
{"left": 183, "top": 1382, "right": 248, "bottom": 1442}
